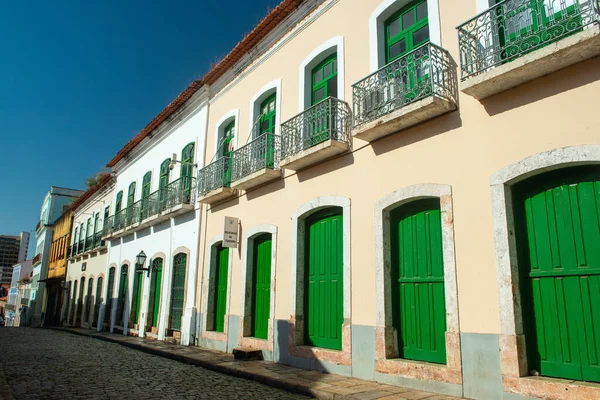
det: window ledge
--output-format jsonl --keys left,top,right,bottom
{"left": 462, "top": 25, "right": 600, "bottom": 100}
{"left": 280, "top": 139, "right": 349, "bottom": 171}
{"left": 504, "top": 374, "right": 600, "bottom": 400}
{"left": 231, "top": 168, "right": 282, "bottom": 191}
{"left": 353, "top": 95, "right": 456, "bottom": 142}
{"left": 197, "top": 187, "right": 237, "bottom": 205}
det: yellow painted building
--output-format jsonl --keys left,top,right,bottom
{"left": 45, "top": 209, "right": 73, "bottom": 326}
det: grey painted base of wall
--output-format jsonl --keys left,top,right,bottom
{"left": 461, "top": 332, "right": 503, "bottom": 400}
{"left": 227, "top": 315, "right": 240, "bottom": 351}
{"left": 374, "top": 372, "right": 463, "bottom": 397}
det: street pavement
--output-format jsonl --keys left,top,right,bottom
{"left": 0, "top": 328, "right": 309, "bottom": 400}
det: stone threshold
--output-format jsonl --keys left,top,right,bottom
{"left": 49, "top": 327, "right": 460, "bottom": 400}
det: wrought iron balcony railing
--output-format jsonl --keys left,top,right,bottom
{"left": 352, "top": 43, "right": 457, "bottom": 128}
{"left": 280, "top": 97, "right": 351, "bottom": 160}
{"left": 93, "top": 232, "right": 105, "bottom": 249}
{"left": 231, "top": 133, "right": 280, "bottom": 182}
{"left": 125, "top": 201, "right": 142, "bottom": 227}
{"left": 457, "top": 0, "right": 600, "bottom": 80}
{"left": 163, "top": 176, "right": 197, "bottom": 209}
{"left": 198, "top": 157, "right": 232, "bottom": 196}
{"left": 69, "top": 244, "right": 76, "bottom": 257}
{"left": 84, "top": 236, "right": 93, "bottom": 252}
{"left": 77, "top": 240, "right": 84, "bottom": 255}
{"left": 113, "top": 209, "right": 127, "bottom": 232}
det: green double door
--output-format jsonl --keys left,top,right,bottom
{"left": 514, "top": 167, "right": 600, "bottom": 383}
{"left": 305, "top": 209, "right": 343, "bottom": 350}
{"left": 147, "top": 258, "right": 163, "bottom": 328}
{"left": 169, "top": 254, "right": 187, "bottom": 331}
{"left": 391, "top": 199, "right": 447, "bottom": 364}
{"left": 214, "top": 245, "right": 229, "bottom": 333}
{"left": 251, "top": 235, "right": 272, "bottom": 339}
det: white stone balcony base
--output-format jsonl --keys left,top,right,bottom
{"left": 462, "top": 25, "right": 600, "bottom": 100}
{"left": 280, "top": 139, "right": 349, "bottom": 171}
{"left": 198, "top": 187, "right": 237, "bottom": 205}
{"left": 162, "top": 203, "right": 194, "bottom": 217}
{"left": 231, "top": 168, "right": 282, "bottom": 191}
{"left": 352, "top": 95, "right": 456, "bottom": 142}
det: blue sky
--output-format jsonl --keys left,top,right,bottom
{"left": 0, "top": 0, "right": 280, "bottom": 255}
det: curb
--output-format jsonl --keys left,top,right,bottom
{"left": 50, "top": 328, "right": 333, "bottom": 399}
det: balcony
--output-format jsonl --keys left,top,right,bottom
{"left": 352, "top": 43, "right": 458, "bottom": 142}
{"left": 84, "top": 235, "right": 93, "bottom": 252}
{"left": 197, "top": 157, "right": 237, "bottom": 204}
{"left": 77, "top": 240, "right": 84, "bottom": 255}
{"left": 458, "top": 0, "right": 600, "bottom": 99}
{"left": 280, "top": 97, "right": 351, "bottom": 171}
{"left": 102, "top": 177, "right": 196, "bottom": 239}
{"left": 231, "top": 133, "right": 282, "bottom": 190}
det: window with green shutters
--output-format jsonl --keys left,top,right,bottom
{"left": 105, "top": 267, "right": 115, "bottom": 324}
{"left": 384, "top": 0, "right": 429, "bottom": 64}
{"left": 181, "top": 143, "right": 195, "bottom": 200}
{"left": 127, "top": 182, "right": 136, "bottom": 207}
{"left": 116, "top": 265, "right": 128, "bottom": 326}
{"left": 103, "top": 206, "right": 109, "bottom": 230}
{"left": 305, "top": 208, "right": 343, "bottom": 350}
{"left": 147, "top": 258, "right": 163, "bottom": 328}
{"left": 251, "top": 234, "right": 272, "bottom": 339}
{"left": 142, "top": 172, "right": 152, "bottom": 199}
{"left": 159, "top": 159, "right": 171, "bottom": 203}
{"left": 93, "top": 276, "right": 102, "bottom": 327}
{"left": 513, "top": 167, "right": 600, "bottom": 383}
{"left": 169, "top": 253, "right": 187, "bottom": 331}
{"left": 84, "top": 218, "right": 91, "bottom": 248}
{"left": 130, "top": 272, "right": 143, "bottom": 325}
{"left": 115, "top": 191, "right": 123, "bottom": 213}
{"left": 311, "top": 54, "right": 337, "bottom": 105}
{"left": 213, "top": 245, "right": 229, "bottom": 333}
{"left": 258, "top": 94, "right": 276, "bottom": 136}
{"left": 93, "top": 212, "right": 99, "bottom": 247}
{"left": 390, "top": 198, "right": 446, "bottom": 364}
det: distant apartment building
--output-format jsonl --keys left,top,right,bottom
{"left": 0, "top": 232, "right": 30, "bottom": 285}
{"left": 6, "top": 259, "right": 34, "bottom": 326}
{"left": 33, "top": 186, "right": 84, "bottom": 326}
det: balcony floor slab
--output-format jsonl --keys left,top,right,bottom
{"left": 280, "top": 139, "right": 349, "bottom": 171}
{"left": 231, "top": 168, "right": 282, "bottom": 191}
{"left": 162, "top": 203, "right": 195, "bottom": 217}
{"left": 352, "top": 95, "right": 456, "bottom": 142}
{"left": 198, "top": 187, "right": 237, "bottom": 205}
{"left": 461, "top": 25, "right": 600, "bottom": 100}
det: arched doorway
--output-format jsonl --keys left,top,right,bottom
{"left": 169, "top": 253, "right": 187, "bottom": 332}
{"left": 146, "top": 258, "right": 163, "bottom": 331}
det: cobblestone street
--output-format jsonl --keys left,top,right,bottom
{"left": 0, "top": 328, "right": 308, "bottom": 400}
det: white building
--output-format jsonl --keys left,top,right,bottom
{"left": 6, "top": 259, "right": 33, "bottom": 326}
{"left": 65, "top": 175, "right": 114, "bottom": 329}
{"left": 101, "top": 82, "right": 208, "bottom": 345}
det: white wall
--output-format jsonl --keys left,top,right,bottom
{"left": 106, "top": 94, "right": 209, "bottom": 343}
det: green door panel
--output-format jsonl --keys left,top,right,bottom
{"left": 105, "top": 268, "right": 115, "bottom": 323}
{"left": 214, "top": 246, "right": 229, "bottom": 333}
{"left": 147, "top": 258, "right": 163, "bottom": 328}
{"left": 169, "top": 254, "right": 187, "bottom": 331}
{"left": 305, "top": 209, "right": 343, "bottom": 350}
{"left": 514, "top": 167, "right": 600, "bottom": 383}
{"left": 130, "top": 273, "right": 143, "bottom": 325}
{"left": 252, "top": 235, "right": 272, "bottom": 339}
{"left": 93, "top": 277, "right": 103, "bottom": 327}
{"left": 116, "top": 266, "right": 128, "bottom": 326}
{"left": 391, "top": 198, "right": 446, "bottom": 364}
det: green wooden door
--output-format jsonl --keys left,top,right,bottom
{"left": 85, "top": 278, "right": 93, "bottom": 324}
{"left": 116, "top": 266, "right": 128, "bottom": 326}
{"left": 130, "top": 272, "right": 143, "bottom": 325}
{"left": 105, "top": 268, "right": 115, "bottom": 323}
{"left": 514, "top": 167, "right": 600, "bottom": 383}
{"left": 220, "top": 122, "right": 235, "bottom": 188}
{"left": 252, "top": 235, "right": 272, "bottom": 339}
{"left": 258, "top": 95, "right": 276, "bottom": 168}
{"left": 93, "top": 276, "right": 103, "bottom": 327}
{"left": 147, "top": 258, "right": 163, "bottom": 328}
{"left": 305, "top": 209, "right": 343, "bottom": 350}
{"left": 169, "top": 253, "right": 187, "bottom": 331}
{"left": 71, "top": 280, "right": 78, "bottom": 324}
{"left": 309, "top": 54, "right": 337, "bottom": 148}
{"left": 391, "top": 199, "right": 446, "bottom": 364}
{"left": 214, "top": 245, "right": 229, "bottom": 333}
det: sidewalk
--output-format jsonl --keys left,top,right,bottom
{"left": 52, "top": 327, "right": 460, "bottom": 400}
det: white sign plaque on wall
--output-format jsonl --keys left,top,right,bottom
{"left": 223, "top": 216, "right": 239, "bottom": 248}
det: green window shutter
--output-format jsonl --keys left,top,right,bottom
{"left": 115, "top": 191, "right": 123, "bottom": 213}
{"left": 305, "top": 209, "right": 344, "bottom": 350}
{"left": 214, "top": 245, "right": 229, "bottom": 333}
{"left": 127, "top": 182, "right": 136, "bottom": 208}
{"left": 251, "top": 234, "right": 272, "bottom": 339}
{"left": 258, "top": 94, "right": 277, "bottom": 136}
{"left": 311, "top": 53, "right": 338, "bottom": 105}
{"left": 181, "top": 143, "right": 195, "bottom": 199}
{"left": 147, "top": 258, "right": 163, "bottom": 328}
{"left": 169, "top": 253, "right": 187, "bottom": 331}
{"left": 514, "top": 168, "right": 600, "bottom": 383}
{"left": 384, "top": 0, "right": 429, "bottom": 64}
{"left": 142, "top": 172, "right": 152, "bottom": 199}
{"left": 221, "top": 121, "right": 235, "bottom": 158}
{"left": 93, "top": 276, "right": 103, "bottom": 327}
{"left": 160, "top": 159, "right": 171, "bottom": 190}
{"left": 105, "top": 267, "right": 115, "bottom": 323}
{"left": 391, "top": 198, "right": 446, "bottom": 364}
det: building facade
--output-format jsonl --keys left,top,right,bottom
{"left": 0, "top": 232, "right": 29, "bottom": 285}
{"left": 6, "top": 259, "right": 34, "bottom": 326}
{"left": 33, "top": 186, "right": 83, "bottom": 326}
{"left": 188, "top": 1, "right": 600, "bottom": 400}
{"left": 100, "top": 85, "right": 209, "bottom": 344}
{"left": 65, "top": 175, "right": 114, "bottom": 330}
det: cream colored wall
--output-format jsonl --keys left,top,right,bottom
{"left": 199, "top": 0, "right": 600, "bottom": 334}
